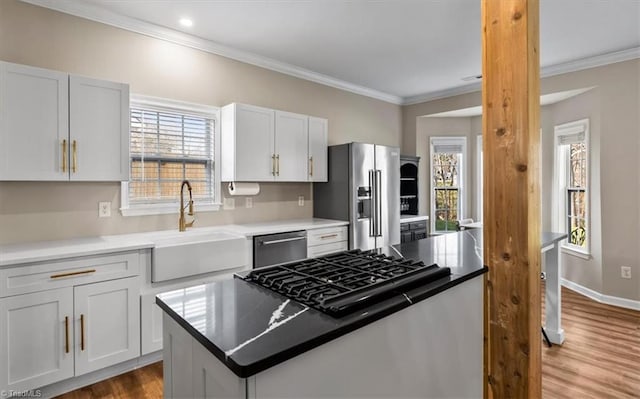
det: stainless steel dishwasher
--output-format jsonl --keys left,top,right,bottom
{"left": 253, "top": 230, "right": 307, "bottom": 268}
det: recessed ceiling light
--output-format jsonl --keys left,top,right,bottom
{"left": 179, "top": 18, "right": 193, "bottom": 28}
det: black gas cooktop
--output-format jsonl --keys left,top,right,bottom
{"left": 242, "top": 249, "right": 451, "bottom": 317}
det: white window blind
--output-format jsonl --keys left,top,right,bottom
{"left": 433, "top": 143, "right": 465, "bottom": 154}
{"left": 129, "top": 105, "right": 215, "bottom": 204}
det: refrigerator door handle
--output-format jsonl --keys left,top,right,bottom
{"left": 369, "top": 169, "right": 376, "bottom": 237}
{"left": 376, "top": 169, "right": 383, "bottom": 237}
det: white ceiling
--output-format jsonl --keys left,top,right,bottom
{"left": 24, "top": 0, "right": 640, "bottom": 104}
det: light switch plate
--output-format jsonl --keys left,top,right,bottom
{"left": 298, "top": 196, "right": 304, "bottom": 207}
{"left": 224, "top": 197, "right": 235, "bottom": 210}
{"left": 98, "top": 201, "right": 111, "bottom": 218}
{"left": 245, "top": 197, "right": 253, "bottom": 209}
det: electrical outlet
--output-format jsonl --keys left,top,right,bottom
{"left": 298, "top": 196, "right": 304, "bottom": 207}
{"left": 223, "top": 197, "right": 235, "bottom": 210}
{"left": 621, "top": 266, "right": 632, "bottom": 279}
{"left": 245, "top": 197, "right": 253, "bottom": 209}
{"left": 98, "top": 201, "right": 111, "bottom": 218}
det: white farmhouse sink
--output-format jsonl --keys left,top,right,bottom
{"left": 151, "top": 230, "right": 248, "bottom": 283}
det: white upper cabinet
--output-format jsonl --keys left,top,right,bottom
{"left": 69, "top": 76, "right": 129, "bottom": 181}
{"left": 0, "top": 61, "right": 130, "bottom": 181}
{"left": 275, "top": 111, "right": 308, "bottom": 181}
{"left": 221, "top": 103, "right": 328, "bottom": 182}
{"left": 221, "top": 103, "right": 275, "bottom": 182}
{"left": 0, "top": 62, "right": 69, "bottom": 181}
{"left": 308, "top": 116, "right": 328, "bottom": 182}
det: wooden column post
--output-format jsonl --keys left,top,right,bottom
{"left": 481, "top": 0, "right": 541, "bottom": 397}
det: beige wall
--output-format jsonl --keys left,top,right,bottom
{"left": 403, "top": 59, "right": 640, "bottom": 302}
{"left": 0, "top": 0, "right": 402, "bottom": 244}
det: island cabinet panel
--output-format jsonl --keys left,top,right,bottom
{"left": 0, "top": 288, "right": 74, "bottom": 393}
{"left": 161, "top": 276, "right": 483, "bottom": 399}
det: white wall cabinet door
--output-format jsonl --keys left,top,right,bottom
{"left": 275, "top": 111, "right": 308, "bottom": 181}
{"left": 0, "top": 288, "right": 74, "bottom": 392}
{"left": 0, "top": 61, "right": 69, "bottom": 181}
{"left": 73, "top": 277, "right": 140, "bottom": 376}
{"left": 308, "top": 116, "right": 328, "bottom": 182}
{"left": 225, "top": 103, "right": 275, "bottom": 182}
{"left": 69, "top": 76, "right": 130, "bottom": 181}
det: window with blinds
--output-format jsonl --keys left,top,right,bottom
{"left": 122, "top": 96, "right": 219, "bottom": 215}
{"left": 430, "top": 137, "right": 467, "bottom": 233}
{"left": 554, "top": 119, "right": 589, "bottom": 254}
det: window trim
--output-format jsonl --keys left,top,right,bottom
{"left": 429, "top": 136, "right": 467, "bottom": 234}
{"left": 552, "top": 118, "right": 590, "bottom": 256}
{"left": 120, "top": 94, "right": 221, "bottom": 217}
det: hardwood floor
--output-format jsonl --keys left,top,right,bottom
{"left": 542, "top": 287, "right": 640, "bottom": 399}
{"left": 55, "top": 287, "right": 639, "bottom": 399}
{"left": 54, "top": 362, "right": 162, "bottom": 399}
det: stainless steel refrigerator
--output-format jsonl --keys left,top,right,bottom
{"left": 313, "top": 143, "right": 400, "bottom": 250}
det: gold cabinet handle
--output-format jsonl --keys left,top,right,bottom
{"left": 64, "top": 316, "right": 69, "bottom": 353}
{"left": 50, "top": 269, "right": 96, "bottom": 279}
{"left": 80, "top": 314, "right": 85, "bottom": 351}
{"left": 320, "top": 233, "right": 338, "bottom": 240}
{"left": 271, "top": 154, "right": 276, "bottom": 176}
{"left": 61, "top": 139, "right": 67, "bottom": 172}
{"left": 309, "top": 156, "right": 313, "bottom": 177}
{"left": 72, "top": 140, "right": 77, "bottom": 173}
{"left": 276, "top": 155, "right": 280, "bottom": 176}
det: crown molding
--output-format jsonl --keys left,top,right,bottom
{"left": 20, "top": 0, "right": 404, "bottom": 105}
{"left": 540, "top": 46, "right": 640, "bottom": 79}
{"left": 403, "top": 47, "right": 640, "bottom": 105}
{"left": 20, "top": 1, "right": 640, "bottom": 107}
{"left": 402, "top": 82, "right": 482, "bottom": 106}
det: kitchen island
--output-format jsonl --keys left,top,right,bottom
{"left": 157, "top": 230, "right": 488, "bottom": 399}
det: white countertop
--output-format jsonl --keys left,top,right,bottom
{"left": 0, "top": 218, "right": 348, "bottom": 267}
{"left": 400, "top": 215, "right": 429, "bottom": 223}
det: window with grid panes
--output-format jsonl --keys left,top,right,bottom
{"left": 121, "top": 96, "right": 219, "bottom": 215}
{"left": 430, "top": 137, "right": 466, "bottom": 233}
{"left": 554, "top": 119, "right": 589, "bottom": 254}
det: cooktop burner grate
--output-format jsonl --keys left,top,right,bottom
{"left": 243, "top": 249, "right": 451, "bottom": 317}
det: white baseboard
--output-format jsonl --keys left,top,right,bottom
{"left": 561, "top": 278, "right": 640, "bottom": 311}
{"left": 38, "top": 351, "right": 163, "bottom": 398}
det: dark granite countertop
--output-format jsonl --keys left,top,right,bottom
{"left": 156, "top": 230, "right": 494, "bottom": 378}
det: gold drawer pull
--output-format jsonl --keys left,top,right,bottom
{"left": 50, "top": 269, "right": 96, "bottom": 279}
{"left": 309, "top": 156, "right": 314, "bottom": 177}
{"left": 80, "top": 314, "right": 85, "bottom": 351}
{"left": 320, "top": 234, "right": 338, "bottom": 239}
{"left": 64, "top": 316, "right": 69, "bottom": 353}
{"left": 61, "top": 139, "right": 67, "bottom": 172}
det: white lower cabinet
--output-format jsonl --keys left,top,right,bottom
{"left": 0, "top": 274, "right": 140, "bottom": 392}
{"left": 0, "top": 288, "right": 74, "bottom": 392}
{"left": 74, "top": 277, "right": 140, "bottom": 375}
{"left": 140, "top": 293, "right": 164, "bottom": 355}
{"left": 307, "top": 226, "right": 349, "bottom": 258}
